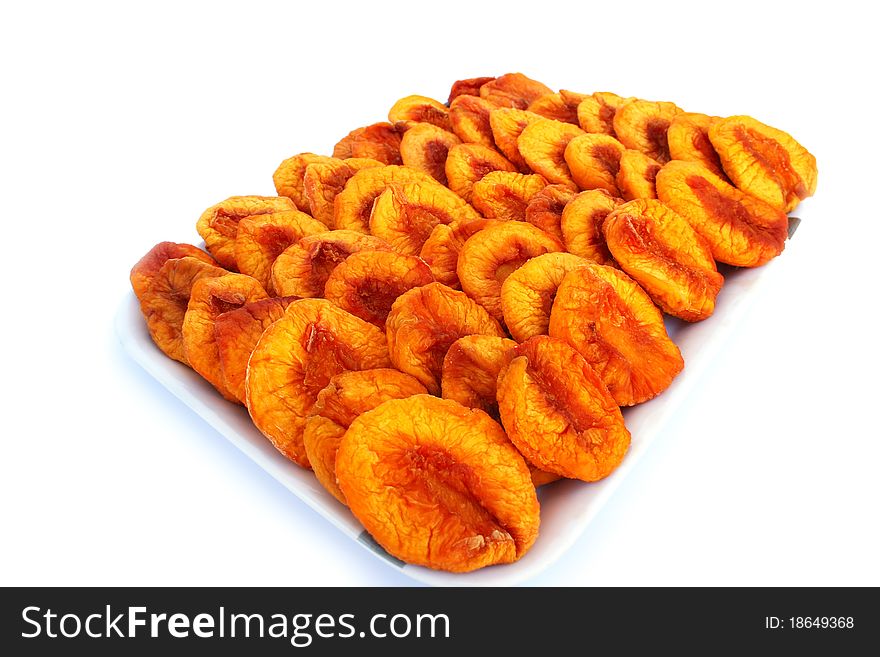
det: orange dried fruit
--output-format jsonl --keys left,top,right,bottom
{"left": 576, "top": 91, "right": 628, "bottom": 136}
{"left": 336, "top": 394, "right": 540, "bottom": 572}
{"left": 139, "top": 257, "right": 227, "bottom": 364}
{"left": 303, "top": 368, "right": 427, "bottom": 504}
{"left": 369, "top": 181, "right": 481, "bottom": 255}
{"left": 523, "top": 183, "right": 576, "bottom": 241}
{"left": 444, "top": 143, "right": 517, "bottom": 203}
{"left": 333, "top": 164, "right": 435, "bottom": 233}
{"left": 500, "top": 252, "right": 590, "bottom": 342}
{"left": 564, "top": 133, "right": 626, "bottom": 194}
{"left": 214, "top": 296, "right": 298, "bottom": 404}
{"left": 497, "top": 335, "right": 631, "bottom": 481}
{"left": 388, "top": 94, "right": 451, "bottom": 131}
{"left": 246, "top": 299, "right": 391, "bottom": 466}
{"left": 489, "top": 108, "right": 544, "bottom": 172}
{"left": 560, "top": 189, "right": 621, "bottom": 265}
{"left": 130, "top": 242, "right": 216, "bottom": 305}
{"left": 302, "top": 157, "right": 382, "bottom": 227}
{"left": 419, "top": 218, "right": 501, "bottom": 289}
{"left": 441, "top": 335, "right": 516, "bottom": 419}
{"left": 709, "top": 115, "right": 817, "bottom": 212}
{"left": 233, "top": 210, "right": 326, "bottom": 293}
{"left": 457, "top": 221, "right": 563, "bottom": 320}
{"left": 323, "top": 250, "right": 434, "bottom": 329}
{"left": 273, "top": 153, "right": 338, "bottom": 212}
{"left": 480, "top": 72, "right": 553, "bottom": 109}
{"left": 655, "top": 160, "right": 788, "bottom": 267}
{"left": 527, "top": 91, "right": 585, "bottom": 124}
{"left": 332, "top": 122, "right": 404, "bottom": 165}
{"left": 471, "top": 171, "right": 548, "bottom": 221}
{"left": 612, "top": 99, "right": 683, "bottom": 164}
{"left": 181, "top": 273, "right": 268, "bottom": 401}
{"left": 398, "top": 123, "right": 461, "bottom": 185}
{"left": 196, "top": 195, "right": 296, "bottom": 270}
{"left": 603, "top": 199, "right": 724, "bottom": 321}
{"left": 667, "top": 112, "right": 726, "bottom": 178}
{"left": 549, "top": 264, "right": 683, "bottom": 405}
{"left": 448, "top": 76, "right": 496, "bottom": 103}
{"left": 271, "top": 230, "right": 392, "bottom": 298}
{"left": 448, "top": 95, "right": 497, "bottom": 148}
{"left": 386, "top": 282, "right": 505, "bottom": 394}
{"left": 616, "top": 149, "right": 662, "bottom": 201}
{"left": 517, "top": 118, "right": 585, "bottom": 187}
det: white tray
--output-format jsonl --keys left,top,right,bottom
{"left": 116, "top": 219, "right": 798, "bottom": 586}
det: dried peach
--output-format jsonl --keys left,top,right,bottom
{"left": 246, "top": 299, "right": 391, "bottom": 466}
{"left": 523, "top": 183, "right": 576, "bottom": 240}
{"left": 386, "top": 282, "right": 505, "bottom": 394}
{"left": 388, "top": 95, "right": 451, "bottom": 131}
{"left": 480, "top": 72, "right": 553, "bottom": 109}
{"left": 603, "top": 199, "right": 724, "bottom": 321}
{"left": 497, "top": 336, "right": 630, "bottom": 481}
{"left": 517, "top": 118, "right": 585, "bottom": 187}
{"left": 448, "top": 76, "right": 496, "bottom": 103}
{"left": 500, "top": 252, "right": 590, "bottom": 342}
{"left": 448, "top": 95, "right": 496, "bottom": 148}
{"left": 139, "top": 257, "right": 227, "bottom": 364}
{"left": 332, "top": 122, "right": 404, "bottom": 165}
{"left": 667, "top": 112, "right": 726, "bottom": 178}
{"left": 564, "top": 133, "right": 626, "bottom": 194}
{"left": 323, "top": 250, "right": 434, "bottom": 329}
{"left": 333, "top": 164, "right": 435, "bottom": 233}
{"left": 398, "top": 123, "right": 461, "bottom": 185}
{"left": 273, "top": 153, "right": 338, "bottom": 212}
{"left": 656, "top": 160, "right": 788, "bottom": 267}
{"left": 444, "top": 143, "right": 516, "bottom": 203}
{"left": 549, "top": 264, "right": 683, "bottom": 405}
{"left": 181, "top": 273, "right": 268, "bottom": 400}
{"left": 441, "top": 335, "right": 516, "bottom": 419}
{"left": 271, "top": 230, "right": 392, "bottom": 298}
{"left": 336, "top": 394, "right": 540, "bottom": 572}
{"left": 130, "top": 242, "right": 216, "bottom": 305}
{"left": 419, "top": 218, "right": 501, "bottom": 289}
{"left": 616, "top": 149, "right": 662, "bottom": 201}
{"left": 576, "top": 91, "right": 628, "bottom": 136}
{"left": 471, "top": 171, "right": 548, "bottom": 221}
{"left": 369, "top": 181, "right": 481, "bottom": 255}
{"left": 196, "top": 196, "right": 296, "bottom": 270}
{"left": 233, "top": 210, "right": 326, "bottom": 293}
{"left": 528, "top": 91, "right": 585, "bottom": 124}
{"left": 488, "top": 107, "right": 544, "bottom": 172}
{"left": 457, "top": 221, "right": 563, "bottom": 320}
{"left": 214, "top": 296, "right": 298, "bottom": 404}
{"left": 560, "top": 189, "right": 621, "bottom": 265}
{"left": 709, "top": 115, "right": 817, "bottom": 212}
{"left": 303, "top": 368, "right": 427, "bottom": 504}
{"left": 302, "top": 157, "right": 383, "bottom": 227}
{"left": 612, "top": 99, "right": 682, "bottom": 164}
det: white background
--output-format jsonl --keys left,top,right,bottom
{"left": 1, "top": 0, "right": 878, "bottom": 587}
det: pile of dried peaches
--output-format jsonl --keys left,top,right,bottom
{"left": 131, "top": 73, "right": 817, "bottom": 573}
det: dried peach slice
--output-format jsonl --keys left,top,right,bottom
{"left": 303, "top": 368, "right": 427, "bottom": 504}
{"left": 386, "top": 282, "right": 505, "bottom": 394}
{"left": 560, "top": 189, "right": 621, "bottom": 265}
{"left": 302, "top": 158, "right": 383, "bottom": 227}
{"left": 271, "top": 230, "right": 392, "bottom": 298}
{"left": 130, "top": 242, "right": 216, "bottom": 305}
{"left": 140, "top": 257, "right": 227, "bottom": 364}
{"left": 448, "top": 95, "right": 496, "bottom": 148}
{"left": 336, "top": 394, "right": 540, "bottom": 572}
{"left": 388, "top": 95, "right": 451, "bottom": 131}
{"left": 419, "top": 218, "right": 501, "bottom": 289}
{"left": 398, "top": 123, "right": 461, "bottom": 185}
{"left": 612, "top": 99, "right": 682, "bottom": 164}
{"left": 488, "top": 108, "right": 544, "bottom": 172}
{"left": 332, "top": 122, "right": 404, "bottom": 165}
{"left": 181, "top": 273, "right": 268, "bottom": 400}
{"left": 655, "top": 160, "right": 788, "bottom": 267}
{"left": 603, "top": 199, "right": 724, "bottom": 321}
{"left": 273, "top": 153, "right": 338, "bottom": 212}
{"left": 214, "top": 296, "right": 298, "bottom": 404}
{"left": 457, "top": 221, "right": 563, "bottom": 320}
{"left": 528, "top": 91, "right": 585, "bottom": 124}
{"left": 333, "top": 164, "right": 435, "bottom": 233}
{"left": 497, "top": 336, "right": 631, "bottom": 481}
{"left": 564, "top": 133, "right": 626, "bottom": 194}
{"left": 616, "top": 149, "right": 662, "bottom": 201}
{"left": 549, "top": 264, "right": 683, "bottom": 405}
{"left": 523, "top": 183, "right": 576, "bottom": 241}
{"left": 500, "top": 252, "right": 590, "bottom": 342}
{"left": 441, "top": 335, "right": 516, "bottom": 419}
{"left": 517, "top": 118, "right": 585, "bottom": 187}
{"left": 448, "top": 76, "right": 496, "bottom": 103}
{"left": 323, "top": 250, "right": 434, "bottom": 329}
{"left": 445, "top": 143, "right": 517, "bottom": 203}
{"left": 369, "top": 181, "right": 481, "bottom": 255}
{"left": 576, "top": 91, "right": 628, "bottom": 135}
{"left": 471, "top": 171, "right": 548, "bottom": 221}
{"left": 196, "top": 196, "right": 296, "bottom": 270}
{"left": 246, "top": 299, "right": 391, "bottom": 466}
{"left": 667, "top": 112, "right": 726, "bottom": 178}
{"left": 233, "top": 210, "right": 326, "bottom": 293}
{"left": 709, "top": 115, "right": 817, "bottom": 212}
{"left": 480, "top": 73, "right": 553, "bottom": 109}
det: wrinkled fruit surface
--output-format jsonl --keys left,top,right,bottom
{"left": 131, "top": 242, "right": 216, "bottom": 304}
{"left": 560, "top": 189, "right": 621, "bottom": 265}
{"left": 441, "top": 335, "right": 516, "bottom": 419}
{"left": 612, "top": 99, "right": 682, "bottom": 164}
